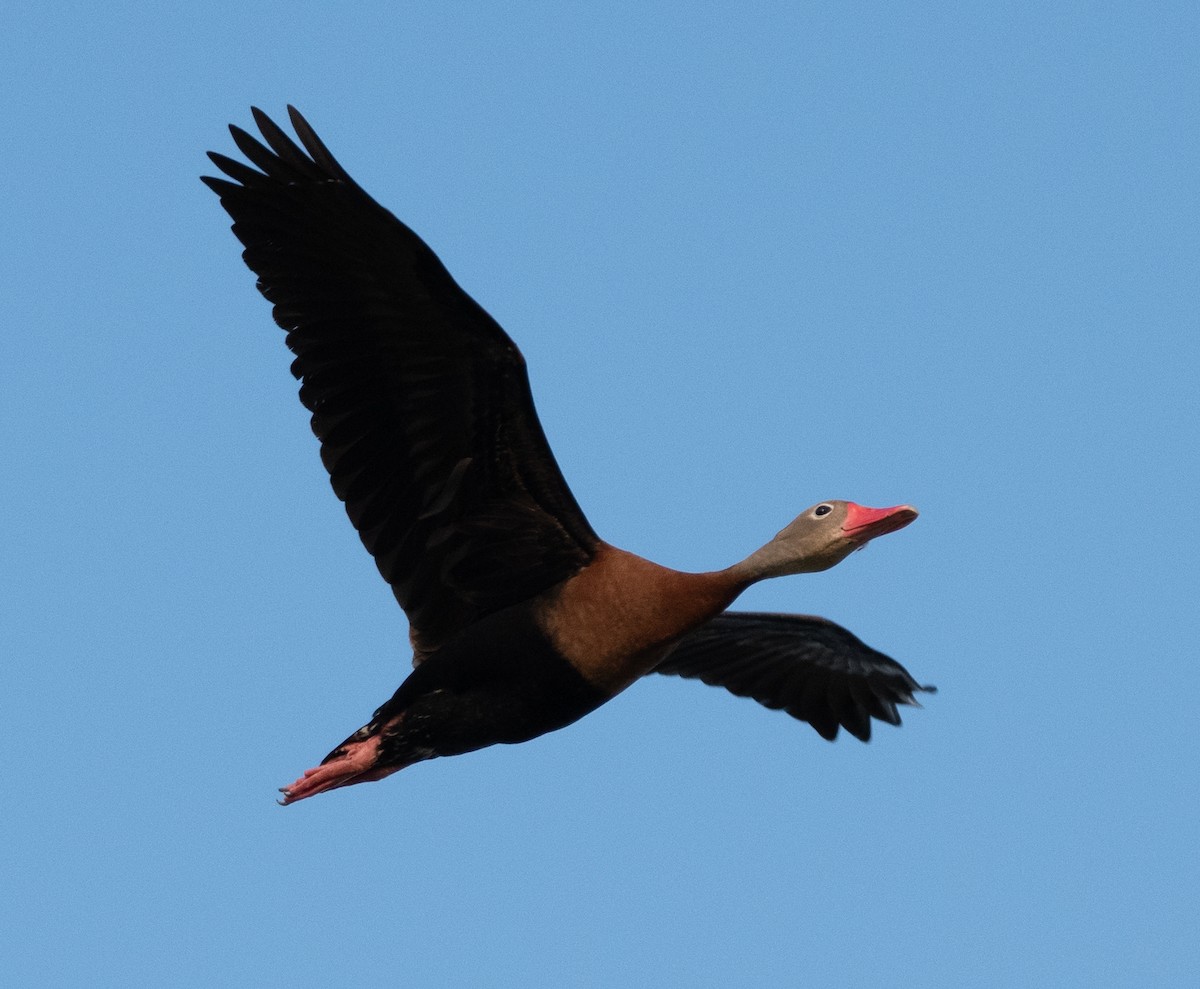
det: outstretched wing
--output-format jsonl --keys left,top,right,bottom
{"left": 653, "top": 612, "right": 935, "bottom": 741}
{"left": 203, "top": 107, "right": 600, "bottom": 659}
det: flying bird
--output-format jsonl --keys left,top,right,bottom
{"left": 203, "top": 107, "right": 933, "bottom": 804}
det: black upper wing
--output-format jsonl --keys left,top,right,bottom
{"left": 653, "top": 612, "right": 935, "bottom": 741}
{"left": 203, "top": 107, "right": 600, "bottom": 658}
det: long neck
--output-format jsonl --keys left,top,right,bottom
{"left": 725, "top": 539, "right": 805, "bottom": 585}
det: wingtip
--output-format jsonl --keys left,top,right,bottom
{"left": 286, "top": 105, "right": 314, "bottom": 141}
{"left": 227, "top": 122, "right": 254, "bottom": 149}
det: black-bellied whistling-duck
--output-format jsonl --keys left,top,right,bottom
{"left": 203, "top": 107, "right": 934, "bottom": 804}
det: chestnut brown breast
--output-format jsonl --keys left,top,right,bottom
{"left": 535, "top": 544, "right": 740, "bottom": 694}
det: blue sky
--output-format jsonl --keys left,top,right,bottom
{"left": 4, "top": 2, "right": 1197, "bottom": 986}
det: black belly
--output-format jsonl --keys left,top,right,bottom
{"left": 372, "top": 605, "right": 610, "bottom": 766}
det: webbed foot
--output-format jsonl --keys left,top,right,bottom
{"left": 278, "top": 733, "right": 404, "bottom": 805}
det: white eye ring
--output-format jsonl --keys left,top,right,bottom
{"left": 814, "top": 504, "right": 832, "bottom": 517}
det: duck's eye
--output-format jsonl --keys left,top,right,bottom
{"left": 814, "top": 504, "right": 832, "bottom": 517}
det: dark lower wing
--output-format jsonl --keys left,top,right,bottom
{"left": 653, "top": 611, "right": 935, "bottom": 742}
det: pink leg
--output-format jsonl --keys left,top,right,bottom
{"left": 277, "top": 734, "right": 405, "bottom": 805}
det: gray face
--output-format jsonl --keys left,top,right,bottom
{"left": 767, "top": 500, "right": 917, "bottom": 575}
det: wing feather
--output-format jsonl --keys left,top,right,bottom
{"left": 204, "top": 107, "right": 600, "bottom": 659}
{"left": 654, "top": 612, "right": 935, "bottom": 742}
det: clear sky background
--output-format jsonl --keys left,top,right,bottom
{"left": 4, "top": 2, "right": 1197, "bottom": 986}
